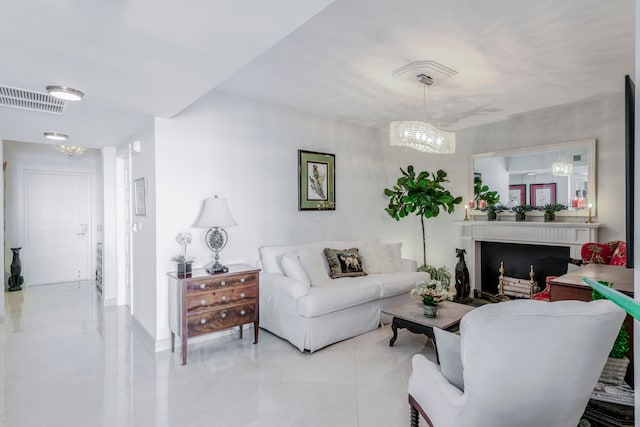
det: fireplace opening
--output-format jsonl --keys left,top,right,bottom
{"left": 480, "top": 242, "right": 570, "bottom": 294}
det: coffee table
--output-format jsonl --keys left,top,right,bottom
{"left": 382, "top": 300, "right": 475, "bottom": 356}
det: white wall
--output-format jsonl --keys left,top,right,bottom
{"left": 128, "top": 125, "right": 158, "bottom": 342}
{"left": 3, "top": 141, "right": 104, "bottom": 286}
{"left": 102, "top": 147, "right": 117, "bottom": 305}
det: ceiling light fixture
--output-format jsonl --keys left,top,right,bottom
{"left": 46, "top": 85, "right": 84, "bottom": 101}
{"left": 44, "top": 131, "right": 68, "bottom": 141}
{"left": 552, "top": 161, "right": 573, "bottom": 176}
{"left": 390, "top": 74, "right": 455, "bottom": 154}
{"left": 55, "top": 145, "right": 86, "bottom": 157}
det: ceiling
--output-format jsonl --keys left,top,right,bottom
{"left": 0, "top": 0, "right": 634, "bottom": 149}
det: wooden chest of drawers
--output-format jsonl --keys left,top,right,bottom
{"left": 168, "top": 264, "right": 260, "bottom": 365}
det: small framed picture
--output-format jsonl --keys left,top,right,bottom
{"left": 298, "top": 150, "right": 335, "bottom": 210}
{"left": 134, "top": 177, "right": 147, "bottom": 216}
{"left": 509, "top": 184, "right": 526, "bottom": 206}
{"left": 530, "top": 183, "right": 556, "bottom": 206}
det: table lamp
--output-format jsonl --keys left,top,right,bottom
{"left": 193, "top": 195, "right": 237, "bottom": 274}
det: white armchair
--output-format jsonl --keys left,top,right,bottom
{"left": 408, "top": 299, "right": 625, "bottom": 427}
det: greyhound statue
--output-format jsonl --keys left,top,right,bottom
{"left": 455, "top": 248, "right": 471, "bottom": 301}
{"left": 8, "top": 247, "right": 24, "bottom": 292}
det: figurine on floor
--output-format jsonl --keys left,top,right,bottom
{"left": 8, "top": 247, "right": 24, "bottom": 292}
{"left": 454, "top": 248, "right": 471, "bottom": 302}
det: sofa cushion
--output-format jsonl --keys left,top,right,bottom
{"left": 259, "top": 242, "right": 328, "bottom": 275}
{"left": 296, "top": 277, "right": 380, "bottom": 317}
{"left": 610, "top": 241, "right": 627, "bottom": 266}
{"left": 297, "top": 248, "right": 331, "bottom": 287}
{"left": 323, "top": 248, "right": 367, "bottom": 279}
{"left": 581, "top": 242, "right": 613, "bottom": 264}
{"left": 358, "top": 242, "right": 403, "bottom": 274}
{"left": 433, "top": 328, "right": 464, "bottom": 391}
{"left": 281, "top": 252, "right": 311, "bottom": 287}
{"left": 367, "top": 271, "right": 429, "bottom": 297}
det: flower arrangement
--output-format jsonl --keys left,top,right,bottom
{"left": 410, "top": 279, "right": 452, "bottom": 306}
{"left": 172, "top": 232, "right": 194, "bottom": 263}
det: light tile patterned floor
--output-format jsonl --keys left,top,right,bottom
{"left": 2, "top": 281, "right": 436, "bottom": 426}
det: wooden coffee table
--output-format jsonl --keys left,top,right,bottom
{"left": 382, "top": 300, "right": 475, "bottom": 356}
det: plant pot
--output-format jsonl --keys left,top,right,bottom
{"left": 599, "top": 356, "right": 630, "bottom": 385}
{"left": 544, "top": 212, "right": 555, "bottom": 222}
{"left": 423, "top": 304, "right": 438, "bottom": 318}
{"left": 177, "top": 261, "right": 193, "bottom": 278}
{"left": 487, "top": 212, "right": 497, "bottom": 221}
{"left": 515, "top": 212, "right": 526, "bottom": 222}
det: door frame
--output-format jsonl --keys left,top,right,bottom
{"left": 21, "top": 167, "right": 93, "bottom": 285}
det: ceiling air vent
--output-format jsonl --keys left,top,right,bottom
{"left": 0, "top": 85, "right": 67, "bottom": 114}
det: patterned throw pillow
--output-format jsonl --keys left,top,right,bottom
{"left": 610, "top": 242, "right": 627, "bottom": 266}
{"left": 323, "top": 248, "right": 367, "bottom": 279}
{"left": 581, "top": 243, "right": 613, "bottom": 264}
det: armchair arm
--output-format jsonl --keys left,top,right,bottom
{"left": 260, "top": 272, "right": 310, "bottom": 301}
{"left": 408, "top": 355, "right": 465, "bottom": 427}
{"left": 401, "top": 258, "right": 418, "bottom": 272}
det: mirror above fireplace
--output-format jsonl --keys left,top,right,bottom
{"left": 471, "top": 138, "right": 596, "bottom": 216}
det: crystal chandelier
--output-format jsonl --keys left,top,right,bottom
{"left": 390, "top": 74, "right": 455, "bottom": 154}
{"left": 55, "top": 145, "right": 86, "bottom": 157}
{"left": 552, "top": 161, "right": 573, "bottom": 176}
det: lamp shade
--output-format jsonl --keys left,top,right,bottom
{"left": 193, "top": 195, "right": 237, "bottom": 228}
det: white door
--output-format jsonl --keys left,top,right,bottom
{"left": 25, "top": 171, "right": 91, "bottom": 285}
{"left": 123, "top": 150, "right": 133, "bottom": 308}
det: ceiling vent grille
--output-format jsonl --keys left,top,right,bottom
{"left": 0, "top": 85, "right": 67, "bottom": 114}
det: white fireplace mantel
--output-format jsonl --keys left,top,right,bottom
{"left": 457, "top": 220, "right": 600, "bottom": 291}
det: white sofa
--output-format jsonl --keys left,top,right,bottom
{"left": 259, "top": 240, "right": 429, "bottom": 352}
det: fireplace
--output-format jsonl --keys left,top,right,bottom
{"left": 457, "top": 221, "right": 599, "bottom": 293}
{"left": 480, "top": 241, "right": 570, "bottom": 294}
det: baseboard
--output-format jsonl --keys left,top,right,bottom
{"left": 103, "top": 297, "right": 117, "bottom": 307}
{"left": 130, "top": 314, "right": 158, "bottom": 354}
{"left": 156, "top": 324, "right": 251, "bottom": 353}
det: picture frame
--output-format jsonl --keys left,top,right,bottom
{"left": 134, "top": 177, "right": 147, "bottom": 216}
{"left": 298, "top": 150, "right": 335, "bottom": 210}
{"left": 530, "top": 183, "right": 556, "bottom": 206}
{"left": 508, "top": 184, "right": 526, "bottom": 206}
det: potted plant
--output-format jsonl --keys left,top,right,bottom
{"left": 474, "top": 176, "right": 500, "bottom": 208}
{"left": 172, "top": 232, "right": 194, "bottom": 277}
{"left": 537, "top": 203, "right": 568, "bottom": 222}
{"left": 592, "top": 283, "right": 630, "bottom": 385}
{"left": 417, "top": 265, "right": 452, "bottom": 288}
{"left": 384, "top": 166, "right": 462, "bottom": 268}
{"left": 410, "top": 279, "right": 452, "bottom": 318}
{"left": 511, "top": 204, "right": 533, "bottom": 222}
{"left": 481, "top": 204, "right": 507, "bottom": 221}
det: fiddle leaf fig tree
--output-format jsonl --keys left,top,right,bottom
{"left": 384, "top": 166, "right": 463, "bottom": 266}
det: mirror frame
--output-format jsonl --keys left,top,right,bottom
{"left": 470, "top": 138, "right": 597, "bottom": 217}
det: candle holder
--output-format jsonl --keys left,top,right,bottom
{"left": 464, "top": 205, "right": 469, "bottom": 221}
{"left": 586, "top": 203, "right": 593, "bottom": 223}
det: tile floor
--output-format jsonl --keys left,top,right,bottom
{"left": 2, "top": 281, "right": 436, "bottom": 427}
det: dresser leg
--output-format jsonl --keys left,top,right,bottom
{"left": 181, "top": 336, "right": 187, "bottom": 365}
{"left": 239, "top": 325, "right": 243, "bottom": 339}
{"left": 253, "top": 321, "right": 259, "bottom": 344}
{"left": 171, "top": 332, "right": 175, "bottom": 353}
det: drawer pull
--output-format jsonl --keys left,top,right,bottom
{"left": 221, "top": 312, "right": 227, "bottom": 318}
{"left": 200, "top": 319, "right": 206, "bottom": 324}
{"left": 220, "top": 281, "right": 226, "bottom": 286}
{"left": 221, "top": 296, "right": 227, "bottom": 301}
{"left": 240, "top": 278, "right": 246, "bottom": 283}
{"left": 240, "top": 292, "right": 245, "bottom": 298}
{"left": 200, "top": 299, "right": 206, "bottom": 305}
{"left": 200, "top": 284, "right": 206, "bottom": 289}
{"left": 240, "top": 309, "right": 246, "bottom": 316}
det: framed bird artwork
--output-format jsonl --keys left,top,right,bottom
{"left": 298, "top": 150, "right": 335, "bottom": 211}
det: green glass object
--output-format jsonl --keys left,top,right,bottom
{"left": 582, "top": 277, "right": 640, "bottom": 320}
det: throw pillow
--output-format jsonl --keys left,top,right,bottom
{"left": 296, "top": 248, "right": 331, "bottom": 287}
{"left": 433, "top": 328, "right": 464, "bottom": 391}
{"left": 281, "top": 252, "right": 311, "bottom": 287}
{"left": 323, "top": 248, "right": 367, "bottom": 279}
{"left": 581, "top": 242, "right": 613, "bottom": 264}
{"left": 359, "top": 242, "right": 403, "bottom": 274}
{"left": 610, "top": 241, "right": 627, "bottom": 266}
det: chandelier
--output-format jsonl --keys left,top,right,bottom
{"left": 55, "top": 145, "right": 86, "bottom": 157}
{"left": 552, "top": 161, "right": 573, "bottom": 176}
{"left": 390, "top": 74, "right": 455, "bottom": 154}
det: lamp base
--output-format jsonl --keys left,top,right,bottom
{"left": 206, "top": 262, "right": 229, "bottom": 275}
